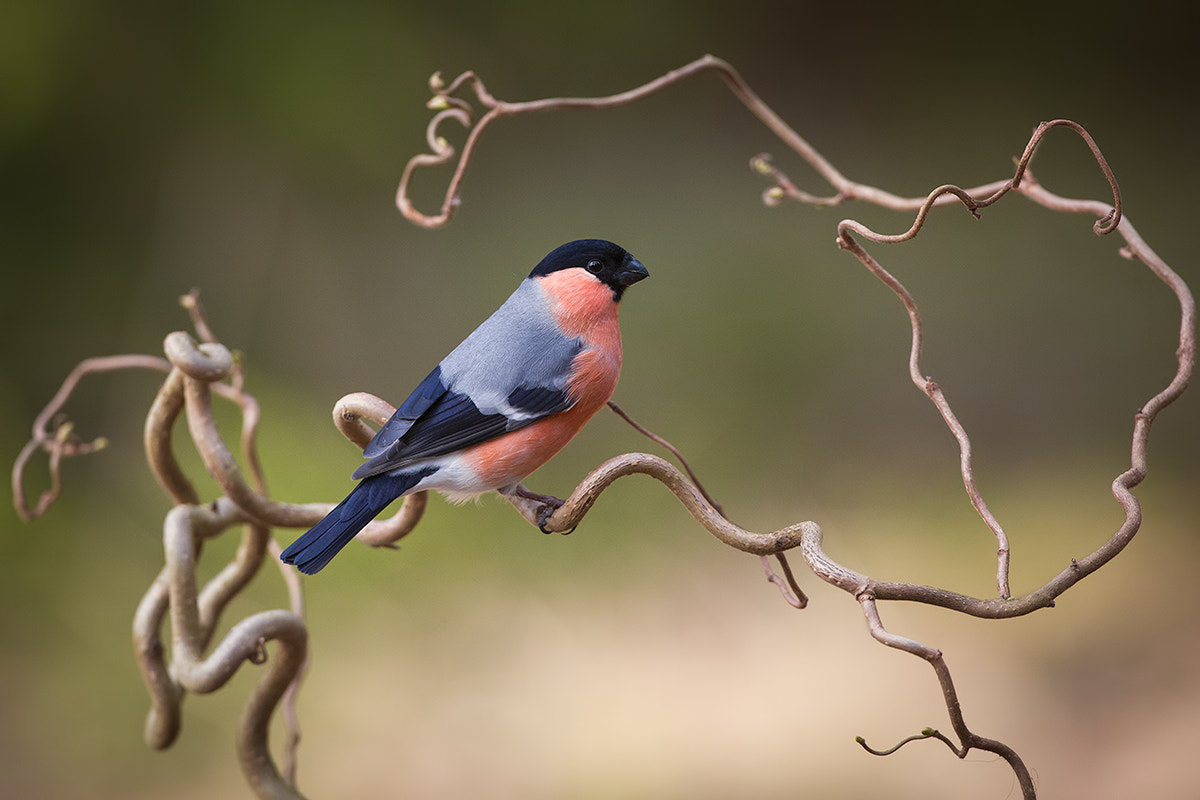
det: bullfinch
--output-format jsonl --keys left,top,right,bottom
{"left": 281, "top": 239, "right": 648, "bottom": 574}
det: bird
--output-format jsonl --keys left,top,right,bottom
{"left": 281, "top": 239, "right": 648, "bottom": 574}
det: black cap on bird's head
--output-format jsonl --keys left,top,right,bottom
{"left": 528, "top": 238, "right": 649, "bottom": 300}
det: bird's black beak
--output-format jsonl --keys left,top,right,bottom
{"left": 617, "top": 257, "right": 649, "bottom": 287}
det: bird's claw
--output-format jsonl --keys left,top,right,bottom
{"left": 506, "top": 484, "right": 574, "bottom": 534}
{"left": 535, "top": 496, "right": 565, "bottom": 533}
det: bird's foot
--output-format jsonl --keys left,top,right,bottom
{"left": 507, "top": 485, "right": 571, "bottom": 534}
{"left": 539, "top": 500, "right": 577, "bottom": 534}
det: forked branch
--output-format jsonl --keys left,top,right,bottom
{"left": 389, "top": 56, "right": 1192, "bottom": 799}
{"left": 858, "top": 596, "right": 1034, "bottom": 797}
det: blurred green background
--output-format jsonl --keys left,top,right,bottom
{"left": 3, "top": 1, "right": 1198, "bottom": 798}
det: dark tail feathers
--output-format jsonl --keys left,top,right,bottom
{"left": 281, "top": 470, "right": 430, "bottom": 574}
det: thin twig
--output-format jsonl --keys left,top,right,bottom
{"left": 856, "top": 727, "right": 961, "bottom": 757}
{"left": 607, "top": 401, "right": 725, "bottom": 517}
{"left": 13, "top": 354, "right": 171, "bottom": 520}
{"left": 761, "top": 553, "right": 808, "bottom": 609}
{"left": 858, "top": 596, "right": 1035, "bottom": 799}
{"left": 606, "top": 401, "right": 807, "bottom": 608}
{"left": 835, "top": 228, "right": 1012, "bottom": 599}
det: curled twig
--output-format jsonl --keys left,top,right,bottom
{"left": 179, "top": 288, "right": 218, "bottom": 344}
{"left": 397, "top": 55, "right": 864, "bottom": 228}
{"left": 856, "top": 727, "right": 961, "bottom": 758}
{"left": 13, "top": 354, "right": 171, "bottom": 521}
{"left": 761, "top": 553, "right": 808, "bottom": 609}
{"left": 606, "top": 401, "right": 725, "bottom": 517}
{"left": 1012, "top": 119, "right": 1122, "bottom": 235}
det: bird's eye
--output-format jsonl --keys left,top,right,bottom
{"left": 586, "top": 259, "right": 603, "bottom": 274}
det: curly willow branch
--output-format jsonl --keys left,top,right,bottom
{"left": 10, "top": 295, "right": 334, "bottom": 799}
{"left": 397, "top": 55, "right": 855, "bottom": 227}
{"left": 137, "top": 308, "right": 318, "bottom": 798}
{"left": 392, "top": 56, "right": 1192, "bottom": 799}
{"left": 13, "top": 354, "right": 171, "bottom": 520}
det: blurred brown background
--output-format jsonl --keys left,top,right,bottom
{"left": 2, "top": 1, "right": 1198, "bottom": 798}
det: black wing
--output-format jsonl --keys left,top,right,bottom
{"left": 351, "top": 365, "right": 576, "bottom": 480}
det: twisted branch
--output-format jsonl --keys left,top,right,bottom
{"left": 14, "top": 353, "right": 171, "bottom": 520}
{"left": 398, "top": 55, "right": 855, "bottom": 227}
{"left": 389, "top": 57, "right": 1192, "bottom": 798}
{"left": 10, "top": 296, "right": 314, "bottom": 798}
{"left": 162, "top": 499, "right": 307, "bottom": 799}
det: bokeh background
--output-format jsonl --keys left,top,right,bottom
{"left": 3, "top": 2, "right": 1197, "bottom": 798}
